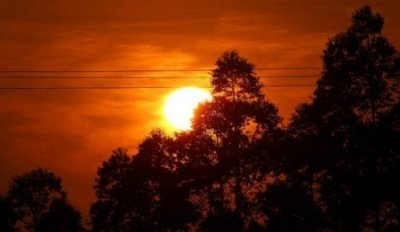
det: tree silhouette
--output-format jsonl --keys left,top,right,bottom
{"left": 5, "top": 169, "right": 83, "bottom": 232}
{"left": 194, "top": 51, "right": 281, "bottom": 142}
{"left": 191, "top": 51, "right": 282, "bottom": 230}
{"left": 37, "top": 199, "right": 83, "bottom": 232}
{"left": 291, "top": 5, "right": 400, "bottom": 138}
{"left": 91, "top": 133, "right": 198, "bottom": 231}
{"left": 91, "top": 148, "right": 133, "bottom": 231}
{"left": 0, "top": 195, "right": 17, "bottom": 232}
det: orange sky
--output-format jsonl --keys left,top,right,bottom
{"left": 1, "top": 0, "right": 399, "bottom": 221}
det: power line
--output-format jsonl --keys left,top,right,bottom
{"left": 0, "top": 87, "right": 182, "bottom": 90}
{"left": 0, "top": 85, "right": 315, "bottom": 90}
{"left": 0, "top": 67, "right": 321, "bottom": 73}
{"left": 0, "top": 75, "right": 319, "bottom": 79}
{"left": 257, "top": 67, "right": 320, "bottom": 70}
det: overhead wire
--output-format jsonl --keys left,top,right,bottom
{"left": 0, "top": 75, "right": 319, "bottom": 79}
{"left": 0, "top": 67, "right": 320, "bottom": 91}
{"left": 0, "top": 67, "right": 320, "bottom": 73}
{"left": 0, "top": 85, "right": 315, "bottom": 90}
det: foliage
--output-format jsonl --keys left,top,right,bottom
{"left": 291, "top": 5, "right": 400, "bottom": 139}
{"left": 288, "top": 5, "right": 400, "bottom": 231}
{"left": 0, "top": 195, "right": 17, "bottom": 232}
{"left": 5, "top": 169, "right": 83, "bottom": 232}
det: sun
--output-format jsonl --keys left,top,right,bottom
{"left": 164, "top": 87, "right": 212, "bottom": 131}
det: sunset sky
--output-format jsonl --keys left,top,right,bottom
{"left": 1, "top": 0, "right": 399, "bottom": 220}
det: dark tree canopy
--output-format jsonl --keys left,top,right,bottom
{"left": 0, "top": 195, "right": 17, "bottom": 232}
{"left": 211, "top": 50, "right": 263, "bottom": 102}
{"left": 91, "top": 148, "right": 132, "bottom": 231}
{"left": 291, "top": 5, "right": 400, "bottom": 138}
{"left": 194, "top": 50, "right": 281, "bottom": 143}
{"left": 37, "top": 199, "right": 83, "bottom": 232}
{"left": 91, "top": 133, "right": 199, "bottom": 232}
{"left": 5, "top": 169, "right": 83, "bottom": 232}
{"left": 287, "top": 5, "right": 400, "bottom": 232}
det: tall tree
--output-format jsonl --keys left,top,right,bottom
{"left": 192, "top": 51, "right": 282, "bottom": 230}
{"left": 291, "top": 5, "right": 400, "bottom": 138}
{"left": 194, "top": 50, "right": 281, "bottom": 143}
{"left": 289, "top": 5, "right": 400, "bottom": 231}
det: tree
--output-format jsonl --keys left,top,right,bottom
{"left": 37, "top": 199, "right": 83, "bottom": 232}
{"left": 90, "top": 52, "right": 283, "bottom": 231}
{"left": 291, "top": 5, "right": 400, "bottom": 138}
{"left": 5, "top": 169, "right": 83, "bottom": 232}
{"left": 91, "top": 148, "right": 132, "bottom": 232}
{"left": 91, "top": 132, "right": 198, "bottom": 231}
{"left": 289, "top": 5, "right": 400, "bottom": 231}
{"left": 192, "top": 51, "right": 282, "bottom": 230}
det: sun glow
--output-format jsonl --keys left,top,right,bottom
{"left": 164, "top": 87, "right": 212, "bottom": 131}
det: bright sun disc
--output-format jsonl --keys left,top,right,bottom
{"left": 164, "top": 87, "right": 212, "bottom": 131}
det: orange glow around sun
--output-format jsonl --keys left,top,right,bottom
{"left": 164, "top": 87, "right": 212, "bottom": 131}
